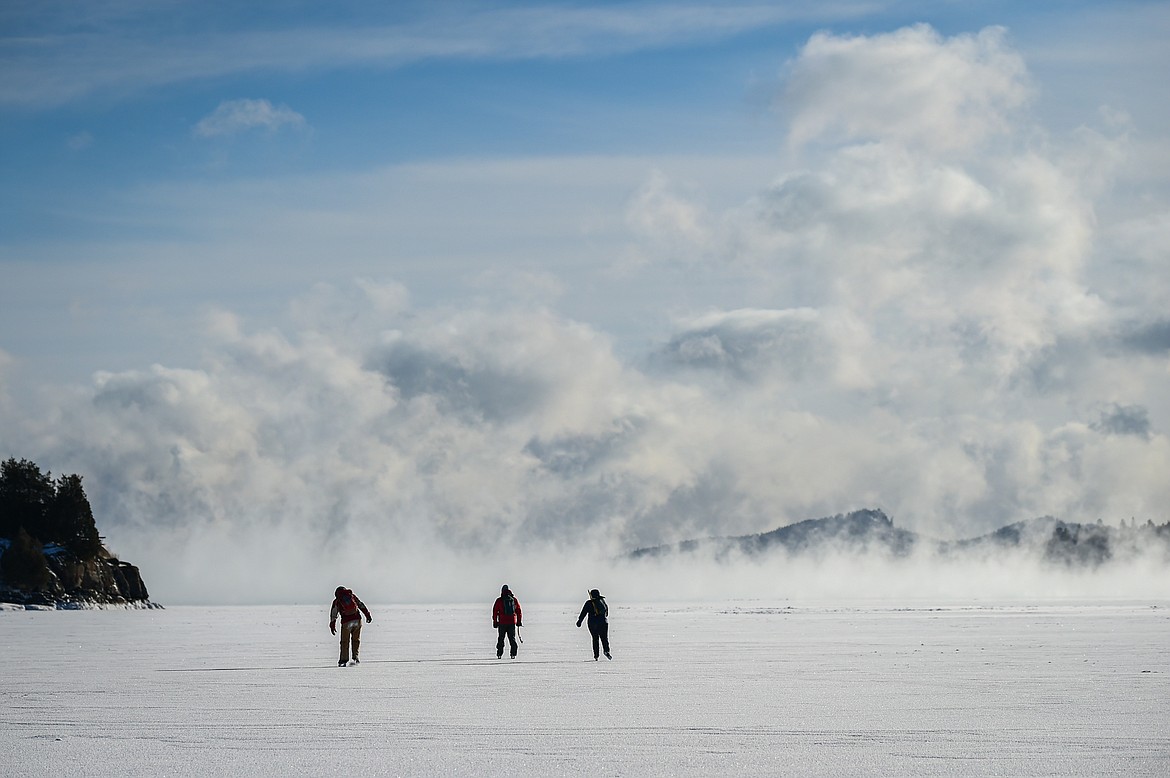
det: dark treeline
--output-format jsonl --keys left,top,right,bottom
{"left": 1, "top": 457, "right": 103, "bottom": 591}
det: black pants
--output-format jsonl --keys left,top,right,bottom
{"left": 590, "top": 622, "right": 610, "bottom": 658}
{"left": 496, "top": 625, "right": 518, "bottom": 657}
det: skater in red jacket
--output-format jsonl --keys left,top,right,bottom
{"left": 330, "top": 586, "right": 372, "bottom": 667}
{"left": 492, "top": 584, "right": 523, "bottom": 659}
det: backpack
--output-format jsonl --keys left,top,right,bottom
{"left": 502, "top": 594, "right": 516, "bottom": 616}
{"left": 337, "top": 592, "right": 359, "bottom": 618}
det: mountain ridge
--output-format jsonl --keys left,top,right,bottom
{"left": 629, "top": 508, "right": 1170, "bottom": 568}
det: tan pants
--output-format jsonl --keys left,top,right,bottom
{"left": 339, "top": 620, "right": 362, "bottom": 663}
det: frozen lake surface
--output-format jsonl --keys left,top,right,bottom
{"left": 2, "top": 601, "right": 1168, "bottom": 776}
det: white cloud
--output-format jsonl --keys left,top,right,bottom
{"left": 653, "top": 308, "right": 835, "bottom": 382}
{"left": 193, "top": 98, "right": 306, "bottom": 138}
{"left": 624, "top": 170, "right": 713, "bottom": 264}
{"left": 782, "top": 25, "right": 1031, "bottom": 153}
{"left": 630, "top": 26, "right": 1110, "bottom": 397}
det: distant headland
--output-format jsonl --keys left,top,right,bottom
{"left": 1, "top": 457, "right": 159, "bottom": 610}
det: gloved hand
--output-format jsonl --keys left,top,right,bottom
{"left": 493, "top": 622, "right": 499, "bottom": 629}
{"left": 366, "top": 615, "right": 372, "bottom": 623}
{"left": 517, "top": 622, "right": 523, "bottom": 627}
{"left": 576, "top": 620, "right": 582, "bottom": 628}
{"left": 330, "top": 622, "right": 336, "bottom": 635}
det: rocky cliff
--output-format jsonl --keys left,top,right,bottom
{"left": 0, "top": 539, "right": 158, "bottom": 609}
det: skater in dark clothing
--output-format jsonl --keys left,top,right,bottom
{"left": 576, "top": 588, "right": 611, "bottom": 660}
{"left": 330, "top": 586, "right": 372, "bottom": 666}
{"left": 492, "top": 584, "right": 523, "bottom": 659}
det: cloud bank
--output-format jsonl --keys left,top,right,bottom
{"left": 2, "top": 25, "right": 1169, "bottom": 603}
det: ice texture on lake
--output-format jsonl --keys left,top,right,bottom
{"left": 2, "top": 601, "right": 1168, "bottom": 776}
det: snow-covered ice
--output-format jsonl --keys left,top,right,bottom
{"left": 2, "top": 601, "right": 1168, "bottom": 776}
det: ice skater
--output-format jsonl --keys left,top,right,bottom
{"left": 330, "top": 586, "right": 372, "bottom": 666}
{"left": 492, "top": 584, "right": 523, "bottom": 659}
{"left": 577, "top": 588, "right": 611, "bottom": 660}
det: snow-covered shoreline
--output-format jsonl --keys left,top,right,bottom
{"left": 0, "top": 599, "right": 163, "bottom": 612}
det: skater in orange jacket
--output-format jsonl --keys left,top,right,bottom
{"left": 330, "top": 586, "right": 372, "bottom": 666}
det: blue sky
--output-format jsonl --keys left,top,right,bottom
{"left": 4, "top": 1, "right": 1167, "bottom": 377}
{"left": 2, "top": 2, "right": 1169, "bottom": 601}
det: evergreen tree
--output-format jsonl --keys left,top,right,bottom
{"left": 48, "top": 474, "right": 102, "bottom": 559}
{"left": 0, "top": 458, "right": 54, "bottom": 539}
